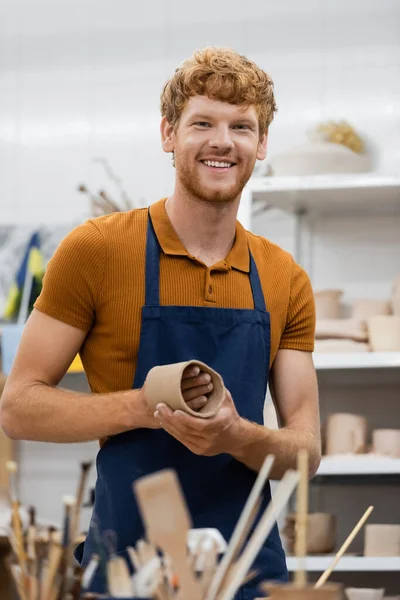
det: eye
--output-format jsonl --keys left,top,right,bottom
{"left": 233, "top": 124, "right": 251, "bottom": 131}
{"left": 194, "top": 121, "right": 211, "bottom": 128}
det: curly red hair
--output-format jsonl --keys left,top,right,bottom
{"left": 160, "top": 47, "right": 277, "bottom": 135}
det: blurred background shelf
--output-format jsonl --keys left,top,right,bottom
{"left": 249, "top": 173, "right": 400, "bottom": 217}
{"left": 313, "top": 352, "right": 400, "bottom": 370}
{"left": 286, "top": 555, "right": 400, "bottom": 572}
{"left": 316, "top": 455, "right": 400, "bottom": 476}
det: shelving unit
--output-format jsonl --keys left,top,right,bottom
{"left": 317, "top": 455, "right": 400, "bottom": 476}
{"left": 249, "top": 173, "right": 400, "bottom": 590}
{"left": 248, "top": 173, "right": 400, "bottom": 216}
{"left": 286, "top": 556, "right": 400, "bottom": 572}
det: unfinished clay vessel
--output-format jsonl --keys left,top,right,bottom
{"left": 367, "top": 316, "right": 400, "bottom": 352}
{"left": 345, "top": 589, "right": 385, "bottom": 600}
{"left": 391, "top": 276, "right": 400, "bottom": 315}
{"left": 351, "top": 299, "right": 391, "bottom": 320}
{"left": 364, "top": 524, "right": 400, "bottom": 556}
{"left": 283, "top": 513, "right": 336, "bottom": 554}
{"left": 263, "top": 583, "right": 343, "bottom": 599}
{"left": 325, "top": 413, "right": 368, "bottom": 455}
{"left": 315, "top": 319, "right": 368, "bottom": 342}
{"left": 144, "top": 360, "right": 225, "bottom": 418}
{"left": 372, "top": 429, "right": 400, "bottom": 458}
{"left": 314, "top": 290, "right": 344, "bottom": 320}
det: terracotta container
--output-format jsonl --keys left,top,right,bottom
{"left": 391, "top": 276, "right": 400, "bottom": 315}
{"left": 262, "top": 583, "right": 343, "bottom": 600}
{"left": 283, "top": 513, "right": 336, "bottom": 554}
{"left": 325, "top": 413, "right": 368, "bottom": 455}
{"left": 364, "top": 524, "right": 400, "bottom": 556}
{"left": 144, "top": 360, "right": 225, "bottom": 418}
{"left": 372, "top": 429, "right": 400, "bottom": 458}
{"left": 345, "top": 590, "right": 385, "bottom": 600}
{"left": 315, "top": 319, "right": 368, "bottom": 342}
{"left": 351, "top": 299, "right": 391, "bottom": 320}
{"left": 314, "top": 290, "right": 344, "bottom": 320}
{"left": 367, "top": 316, "right": 400, "bottom": 352}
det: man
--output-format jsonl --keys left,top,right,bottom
{"left": 0, "top": 47, "right": 320, "bottom": 597}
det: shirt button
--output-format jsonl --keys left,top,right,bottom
{"left": 208, "top": 285, "right": 213, "bottom": 294}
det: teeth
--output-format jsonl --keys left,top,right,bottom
{"left": 203, "top": 160, "right": 233, "bottom": 168}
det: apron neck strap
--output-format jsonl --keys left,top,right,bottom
{"left": 145, "top": 212, "right": 161, "bottom": 306}
{"left": 145, "top": 211, "right": 267, "bottom": 311}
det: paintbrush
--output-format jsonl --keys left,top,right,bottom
{"left": 57, "top": 495, "right": 76, "bottom": 600}
{"left": 69, "top": 462, "right": 92, "bottom": 568}
{"left": 27, "top": 506, "right": 39, "bottom": 600}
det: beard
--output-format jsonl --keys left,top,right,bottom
{"left": 174, "top": 149, "right": 255, "bottom": 204}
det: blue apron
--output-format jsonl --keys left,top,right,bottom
{"left": 77, "top": 212, "right": 288, "bottom": 599}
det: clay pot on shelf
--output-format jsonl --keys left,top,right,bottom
{"left": 345, "top": 589, "right": 385, "bottom": 600}
{"left": 351, "top": 299, "right": 391, "bottom": 320}
{"left": 325, "top": 413, "right": 368, "bottom": 455}
{"left": 364, "top": 524, "right": 400, "bottom": 556}
{"left": 283, "top": 513, "right": 336, "bottom": 554}
{"left": 314, "top": 290, "right": 344, "bottom": 320}
{"left": 372, "top": 429, "right": 400, "bottom": 458}
{"left": 367, "top": 316, "right": 400, "bottom": 352}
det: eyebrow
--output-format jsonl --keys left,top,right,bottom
{"left": 189, "top": 114, "right": 257, "bottom": 126}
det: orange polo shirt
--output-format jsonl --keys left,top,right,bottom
{"left": 34, "top": 198, "right": 315, "bottom": 394}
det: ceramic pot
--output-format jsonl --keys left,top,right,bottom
{"left": 372, "top": 429, "right": 400, "bottom": 458}
{"left": 364, "top": 524, "right": 400, "bottom": 556}
{"left": 144, "top": 360, "right": 225, "bottom": 418}
{"left": 262, "top": 583, "right": 343, "bottom": 600}
{"left": 314, "top": 290, "right": 344, "bottom": 320}
{"left": 345, "top": 589, "right": 385, "bottom": 600}
{"left": 351, "top": 299, "right": 391, "bottom": 320}
{"left": 367, "top": 316, "right": 400, "bottom": 352}
{"left": 325, "top": 413, "right": 368, "bottom": 455}
{"left": 283, "top": 513, "right": 336, "bottom": 554}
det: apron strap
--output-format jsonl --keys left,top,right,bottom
{"left": 145, "top": 210, "right": 267, "bottom": 311}
{"left": 249, "top": 252, "right": 267, "bottom": 312}
{"left": 145, "top": 212, "right": 161, "bottom": 306}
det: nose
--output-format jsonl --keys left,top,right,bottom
{"left": 208, "top": 125, "right": 234, "bottom": 151}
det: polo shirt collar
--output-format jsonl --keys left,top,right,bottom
{"left": 149, "top": 198, "right": 250, "bottom": 273}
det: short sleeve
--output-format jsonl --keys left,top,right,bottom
{"left": 34, "top": 221, "right": 106, "bottom": 331}
{"left": 279, "top": 258, "right": 315, "bottom": 352}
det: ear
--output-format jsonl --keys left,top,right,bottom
{"left": 160, "top": 116, "right": 176, "bottom": 153}
{"left": 256, "top": 130, "right": 268, "bottom": 161}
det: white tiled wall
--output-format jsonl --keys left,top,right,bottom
{"left": 1, "top": 2, "right": 400, "bottom": 583}
{"left": 1, "top": 0, "right": 399, "bottom": 224}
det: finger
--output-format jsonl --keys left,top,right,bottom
{"left": 182, "top": 365, "right": 201, "bottom": 379}
{"left": 185, "top": 395, "right": 208, "bottom": 411}
{"left": 182, "top": 383, "right": 213, "bottom": 402}
{"left": 181, "top": 372, "right": 211, "bottom": 390}
{"left": 155, "top": 412, "right": 200, "bottom": 443}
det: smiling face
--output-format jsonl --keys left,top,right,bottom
{"left": 161, "top": 95, "right": 268, "bottom": 204}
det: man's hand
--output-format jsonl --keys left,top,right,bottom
{"left": 154, "top": 389, "right": 242, "bottom": 456}
{"left": 180, "top": 364, "right": 215, "bottom": 412}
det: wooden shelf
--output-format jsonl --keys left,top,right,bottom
{"left": 286, "top": 555, "right": 400, "bottom": 572}
{"left": 317, "top": 455, "right": 400, "bottom": 476}
{"left": 249, "top": 173, "right": 400, "bottom": 216}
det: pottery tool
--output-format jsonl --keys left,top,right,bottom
{"left": 206, "top": 454, "right": 274, "bottom": 600}
{"left": 106, "top": 553, "right": 134, "bottom": 598}
{"left": 81, "top": 554, "right": 100, "bottom": 591}
{"left": 40, "top": 540, "right": 63, "bottom": 600}
{"left": 134, "top": 468, "right": 202, "bottom": 600}
{"left": 219, "top": 468, "right": 300, "bottom": 600}
{"left": 315, "top": 505, "right": 374, "bottom": 588}
{"left": 6, "top": 461, "right": 27, "bottom": 574}
{"left": 69, "top": 461, "right": 92, "bottom": 567}
{"left": 294, "top": 449, "right": 309, "bottom": 587}
{"left": 27, "top": 506, "right": 39, "bottom": 600}
{"left": 57, "top": 495, "right": 76, "bottom": 599}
